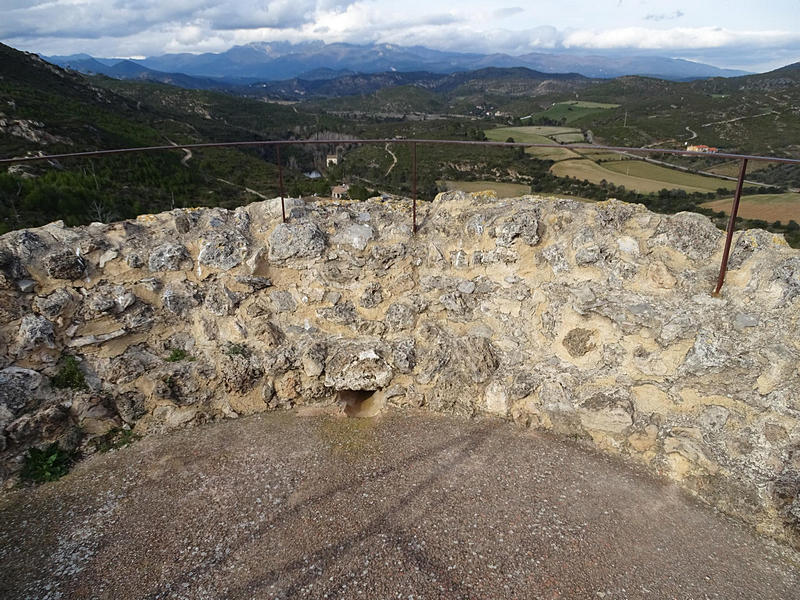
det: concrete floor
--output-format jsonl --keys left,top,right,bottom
{"left": 1, "top": 411, "right": 798, "bottom": 599}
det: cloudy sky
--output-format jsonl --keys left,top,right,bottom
{"left": 2, "top": 0, "right": 799, "bottom": 72}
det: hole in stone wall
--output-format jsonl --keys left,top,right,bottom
{"left": 337, "top": 389, "right": 383, "bottom": 418}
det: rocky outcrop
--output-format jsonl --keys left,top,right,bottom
{"left": 1, "top": 192, "right": 799, "bottom": 548}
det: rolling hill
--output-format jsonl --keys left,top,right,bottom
{"left": 0, "top": 43, "right": 328, "bottom": 233}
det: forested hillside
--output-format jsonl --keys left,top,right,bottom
{"left": 0, "top": 43, "right": 334, "bottom": 233}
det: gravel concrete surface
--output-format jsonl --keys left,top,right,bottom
{"left": 1, "top": 411, "right": 798, "bottom": 600}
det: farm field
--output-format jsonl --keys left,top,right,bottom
{"left": 705, "top": 160, "right": 775, "bottom": 177}
{"left": 550, "top": 159, "right": 722, "bottom": 194}
{"left": 522, "top": 126, "right": 583, "bottom": 136}
{"left": 528, "top": 101, "right": 620, "bottom": 125}
{"left": 601, "top": 160, "right": 737, "bottom": 191}
{"left": 552, "top": 132, "right": 586, "bottom": 143}
{"left": 487, "top": 127, "right": 740, "bottom": 194}
{"left": 438, "top": 180, "right": 531, "bottom": 197}
{"left": 527, "top": 146, "right": 581, "bottom": 161}
{"left": 701, "top": 193, "right": 800, "bottom": 223}
{"left": 485, "top": 127, "right": 580, "bottom": 161}
{"left": 576, "top": 151, "right": 634, "bottom": 161}
{"left": 484, "top": 127, "right": 556, "bottom": 144}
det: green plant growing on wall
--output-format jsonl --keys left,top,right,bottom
{"left": 224, "top": 342, "right": 251, "bottom": 358}
{"left": 21, "top": 443, "right": 73, "bottom": 482}
{"left": 92, "top": 427, "right": 141, "bottom": 453}
{"left": 165, "top": 348, "right": 193, "bottom": 362}
{"left": 51, "top": 355, "right": 87, "bottom": 390}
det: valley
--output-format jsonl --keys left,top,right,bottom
{"left": 1, "top": 42, "right": 799, "bottom": 247}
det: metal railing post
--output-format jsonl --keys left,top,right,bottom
{"left": 713, "top": 158, "right": 748, "bottom": 296}
{"left": 277, "top": 144, "right": 286, "bottom": 223}
{"left": 411, "top": 142, "right": 417, "bottom": 234}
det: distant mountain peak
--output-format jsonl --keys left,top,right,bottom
{"left": 43, "top": 40, "right": 759, "bottom": 84}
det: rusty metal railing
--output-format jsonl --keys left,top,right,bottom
{"left": 2, "top": 139, "right": 799, "bottom": 295}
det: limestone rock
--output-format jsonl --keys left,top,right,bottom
{"left": 6, "top": 404, "right": 72, "bottom": 447}
{"left": 302, "top": 343, "right": 327, "bottom": 377}
{"left": 386, "top": 302, "right": 416, "bottom": 330}
{"left": 148, "top": 243, "right": 191, "bottom": 272}
{"left": 34, "top": 288, "right": 74, "bottom": 318}
{"left": 219, "top": 352, "right": 264, "bottom": 393}
{"left": 268, "top": 222, "right": 326, "bottom": 261}
{"left": 391, "top": 339, "right": 416, "bottom": 374}
{"left": 652, "top": 212, "right": 722, "bottom": 260}
{"left": 203, "top": 284, "right": 241, "bottom": 316}
{"left": 578, "top": 392, "right": 634, "bottom": 434}
{"left": 317, "top": 301, "right": 359, "bottom": 327}
{"left": 333, "top": 223, "right": 374, "bottom": 251}
{"left": 198, "top": 230, "right": 249, "bottom": 271}
{"left": 236, "top": 275, "right": 272, "bottom": 291}
{"left": 0, "top": 367, "right": 42, "bottom": 416}
{"left": 0, "top": 247, "right": 28, "bottom": 281}
{"left": 562, "top": 328, "right": 595, "bottom": 358}
{"left": 772, "top": 257, "right": 800, "bottom": 304}
{"left": 494, "top": 212, "right": 540, "bottom": 247}
{"left": 17, "top": 315, "right": 55, "bottom": 351}
{"left": 359, "top": 283, "right": 383, "bottom": 308}
{"left": 43, "top": 249, "right": 86, "bottom": 280}
{"left": 542, "top": 244, "right": 569, "bottom": 273}
{"left": 162, "top": 282, "right": 201, "bottom": 315}
{"left": 270, "top": 290, "right": 297, "bottom": 313}
{"left": 325, "top": 344, "right": 393, "bottom": 391}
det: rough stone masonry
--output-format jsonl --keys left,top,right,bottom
{"left": 0, "top": 191, "right": 798, "bottom": 547}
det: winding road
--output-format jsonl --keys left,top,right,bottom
{"left": 385, "top": 142, "right": 398, "bottom": 176}
{"left": 167, "top": 139, "right": 192, "bottom": 167}
{"left": 701, "top": 110, "right": 778, "bottom": 127}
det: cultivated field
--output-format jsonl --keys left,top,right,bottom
{"left": 577, "top": 151, "right": 634, "bottom": 161}
{"left": 522, "top": 126, "right": 583, "bottom": 136}
{"left": 705, "top": 160, "right": 775, "bottom": 177}
{"left": 601, "top": 160, "right": 737, "bottom": 192}
{"left": 484, "top": 127, "right": 556, "bottom": 143}
{"left": 550, "top": 159, "right": 722, "bottom": 194}
{"left": 552, "top": 132, "right": 586, "bottom": 143}
{"left": 484, "top": 127, "right": 580, "bottom": 161}
{"left": 528, "top": 101, "right": 620, "bottom": 125}
{"left": 701, "top": 193, "right": 800, "bottom": 223}
{"left": 486, "top": 127, "right": 739, "bottom": 194}
{"left": 439, "top": 180, "right": 531, "bottom": 197}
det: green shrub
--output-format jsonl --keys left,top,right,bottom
{"left": 21, "top": 443, "right": 73, "bottom": 482}
{"left": 92, "top": 427, "right": 141, "bottom": 453}
{"left": 165, "top": 348, "right": 193, "bottom": 362}
{"left": 224, "top": 342, "right": 251, "bottom": 358}
{"left": 51, "top": 356, "right": 87, "bottom": 390}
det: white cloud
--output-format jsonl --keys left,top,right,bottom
{"left": 493, "top": 7, "right": 525, "bottom": 19}
{"left": 562, "top": 26, "right": 800, "bottom": 51}
{"left": 644, "top": 11, "right": 684, "bottom": 22}
{"left": 0, "top": 0, "right": 358, "bottom": 39}
{"left": 1, "top": 0, "right": 799, "bottom": 71}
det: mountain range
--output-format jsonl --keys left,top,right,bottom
{"left": 48, "top": 40, "right": 749, "bottom": 85}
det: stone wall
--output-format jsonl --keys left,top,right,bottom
{"left": 1, "top": 191, "right": 799, "bottom": 547}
